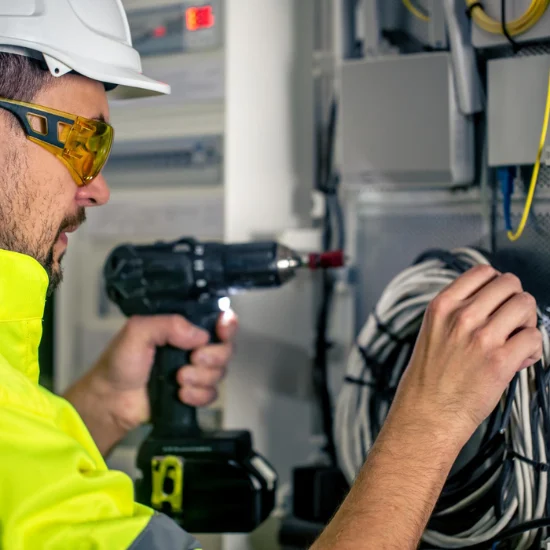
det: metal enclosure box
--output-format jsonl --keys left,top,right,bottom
{"left": 353, "top": 189, "right": 486, "bottom": 329}
{"left": 488, "top": 54, "right": 550, "bottom": 167}
{"left": 340, "top": 52, "right": 474, "bottom": 187}
{"left": 471, "top": 0, "right": 550, "bottom": 49}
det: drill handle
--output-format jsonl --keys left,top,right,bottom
{"left": 149, "top": 306, "right": 221, "bottom": 437}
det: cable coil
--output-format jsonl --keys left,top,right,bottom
{"left": 466, "top": 0, "right": 550, "bottom": 37}
{"left": 335, "top": 247, "right": 550, "bottom": 548}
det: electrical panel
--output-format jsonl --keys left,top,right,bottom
{"left": 340, "top": 52, "right": 474, "bottom": 188}
{"left": 471, "top": 0, "right": 550, "bottom": 49}
{"left": 127, "top": 1, "right": 223, "bottom": 56}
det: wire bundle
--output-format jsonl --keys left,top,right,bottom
{"left": 335, "top": 247, "right": 550, "bottom": 548}
{"left": 466, "top": 0, "right": 550, "bottom": 37}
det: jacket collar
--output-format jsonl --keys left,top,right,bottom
{"left": 0, "top": 249, "right": 48, "bottom": 382}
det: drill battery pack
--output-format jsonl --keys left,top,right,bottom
{"left": 135, "top": 429, "right": 277, "bottom": 533}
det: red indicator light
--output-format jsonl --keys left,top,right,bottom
{"left": 153, "top": 26, "right": 167, "bottom": 38}
{"left": 186, "top": 6, "right": 215, "bottom": 31}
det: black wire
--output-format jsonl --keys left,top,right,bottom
{"left": 501, "top": 0, "right": 521, "bottom": 52}
{"left": 314, "top": 201, "right": 337, "bottom": 463}
{"left": 324, "top": 101, "right": 337, "bottom": 193}
{"left": 312, "top": 95, "right": 342, "bottom": 465}
{"left": 329, "top": 192, "right": 345, "bottom": 252}
{"left": 496, "top": 373, "right": 519, "bottom": 436}
{"left": 530, "top": 400, "right": 541, "bottom": 466}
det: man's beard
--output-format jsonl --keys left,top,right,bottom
{"left": 42, "top": 209, "right": 86, "bottom": 296}
{"left": 0, "top": 207, "right": 86, "bottom": 297}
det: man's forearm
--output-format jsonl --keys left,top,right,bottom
{"left": 63, "top": 371, "right": 128, "bottom": 457}
{"left": 311, "top": 413, "right": 462, "bottom": 550}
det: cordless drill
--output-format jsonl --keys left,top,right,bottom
{"left": 103, "top": 237, "right": 344, "bottom": 534}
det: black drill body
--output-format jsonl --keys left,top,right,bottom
{"left": 103, "top": 237, "right": 305, "bottom": 533}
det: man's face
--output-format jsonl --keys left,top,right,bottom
{"left": 0, "top": 75, "right": 111, "bottom": 294}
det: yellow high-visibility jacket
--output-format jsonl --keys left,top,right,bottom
{"left": 0, "top": 249, "right": 201, "bottom": 549}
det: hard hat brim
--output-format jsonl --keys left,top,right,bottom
{"left": 77, "top": 63, "right": 172, "bottom": 100}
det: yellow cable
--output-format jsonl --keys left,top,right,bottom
{"left": 507, "top": 71, "right": 550, "bottom": 242}
{"left": 466, "top": 0, "right": 550, "bottom": 37}
{"left": 403, "top": 0, "right": 430, "bottom": 22}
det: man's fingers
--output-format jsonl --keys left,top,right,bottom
{"left": 483, "top": 292, "right": 538, "bottom": 343}
{"left": 177, "top": 364, "right": 226, "bottom": 388}
{"left": 438, "top": 265, "right": 499, "bottom": 303}
{"left": 179, "top": 386, "right": 218, "bottom": 407}
{"left": 460, "top": 273, "right": 524, "bottom": 326}
{"left": 499, "top": 327, "right": 543, "bottom": 379}
{"left": 127, "top": 315, "right": 209, "bottom": 350}
{"left": 191, "top": 343, "right": 233, "bottom": 368}
{"left": 216, "top": 310, "right": 238, "bottom": 342}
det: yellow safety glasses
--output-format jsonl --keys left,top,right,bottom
{"left": 0, "top": 97, "right": 114, "bottom": 186}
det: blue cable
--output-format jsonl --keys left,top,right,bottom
{"left": 498, "top": 167, "right": 515, "bottom": 232}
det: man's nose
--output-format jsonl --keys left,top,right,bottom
{"left": 75, "top": 173, "right": 111, "bottom": 207}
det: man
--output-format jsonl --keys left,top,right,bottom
{"left": 0, "top": 2, "right": 235, "bottom": 549}
{"left": 0, "top": 2, "right": 541, "bottom": 550}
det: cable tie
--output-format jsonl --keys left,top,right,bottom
{"left": 357, "top": 346, "right": 386, "bottom": 374}
{"left": 465, "top": 2, "right": 483, "bottom": 19}
{"left": 505, "top": 448, "right": 550, "bottom": 473}
{"left": 344, "top": 376, "right": 375, "bottom": 387}
{"left": 372, "top": 311, "right": 403, "bottom": 344}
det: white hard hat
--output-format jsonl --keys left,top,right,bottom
{"left": 0, "top": 0, "right": 171, "bottom": 99}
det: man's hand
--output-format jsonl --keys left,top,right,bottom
{"left": 64, "top": 311, "right": 238, "bottom": 456}
{"left": 312, "top": 266, "right": 542, "bottom": 550}
{"left": 389, "top": 265, "right": 542, "bottom": 447}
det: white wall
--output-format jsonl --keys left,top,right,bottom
{"left": 223, "top": 1, "right": 317, "bottom": 548}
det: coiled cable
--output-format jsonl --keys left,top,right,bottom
{"left": 335, "top": 247, "right": 550, "bottom": 548}
{"left": 466, "top": 0, "right": 550, "bottom": 37}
